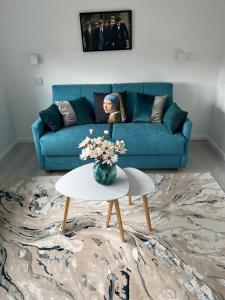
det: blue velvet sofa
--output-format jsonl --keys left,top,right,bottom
{"left": 32, "top": 82, "right": 192, "bottom": 171}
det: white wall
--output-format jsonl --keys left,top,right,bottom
{"left": 0, "top": 69, "right": 16, "bottom": 159}
{"left": 0, "top": 0, "right": 225, "bottom": 139}
{"left": 209, "top": 45, "right": 225, "bottom": 157}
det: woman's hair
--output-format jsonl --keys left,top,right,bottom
{"left": 104, "top": 93, "right": 120, "bottom": 111}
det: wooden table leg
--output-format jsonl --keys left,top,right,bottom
{"left": 128, "top": 196, "right": 132, "bottom": 205}
{"left": 114, "top": 199, "right": 126, "bottom": 242}
{"left": 143, "top": 195, "right": 152, "bottom": 232}
{"left": 105, "top": 201, "right": 114, "bottom": 228}
{"left": 62, "top": 196, "right": 70, "bottom": 233}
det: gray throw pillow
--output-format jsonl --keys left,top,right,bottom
{"left": 56, "top": 101, "right": 77, "bottom": 127}
{"left": 151, "top": 95, "right": 167, "bottom": 123}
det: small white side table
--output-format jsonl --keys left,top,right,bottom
{"left": 123, "top": 168, "right": 155, "bottom": 232}
{"left": 55, "top": 163, "right": 129, "bottom": 242}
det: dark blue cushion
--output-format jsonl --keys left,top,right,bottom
{"left": 39, "top": 104, "right": 63, "bottom": 132}
{"left": 133, "top": 93, "right": 155, "bottom": 122}
{"left": 70, "top": 97, "right": 94, "bottom": 124}
{"left": 143, "top": 82, "right": 173, "bottom": 110}
{"left": 40, "top": 124, "right": 112, "bottom": 156}
{"left": 112, "top": 123, "right": 185, "bottom": 155}
{"left": 112, "top": 83, "right": 143, "bottom": 121}
{"left": 163, "top": 103, "right": 188, "bottom": 133}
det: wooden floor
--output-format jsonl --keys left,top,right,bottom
{"left": 0, "top": 141, "right": 225, "bottom": 191}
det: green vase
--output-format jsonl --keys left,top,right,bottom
{"left": 93, "top": 161, "right": 117, "bottom": 185}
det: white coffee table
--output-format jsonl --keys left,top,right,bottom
{"left": 55, "top": 163, "right": 129, "bottom": 242}
{"left": 123, "top": 168, "right": 155, "bottom": 232}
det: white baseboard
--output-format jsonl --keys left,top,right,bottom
{"left": 191, "top": 135, "right": 208, "bottom": 141}
{"left": 0, "top": 139, "right": 33, "bottom": 163}
{"left": 0, "top": 140, "right": 17, "bottom": 162}
{"left": 207, "top": 136, "right": 225, "bottom": 161}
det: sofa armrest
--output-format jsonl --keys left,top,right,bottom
{"left": 181, "top": 118, "right": 192, "bottom": 168}
{"left": 31, "top": 118, "right": 46, "bottom": 170}
{"left": 32, "top": 117, "right": 45, "bottom": 136}
{"left": 181, "top": 118, "right": 192, "bottom": 140}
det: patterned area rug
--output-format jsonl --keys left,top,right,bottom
{"left": 0, "top": 173, "right": 225, "bottom": 300}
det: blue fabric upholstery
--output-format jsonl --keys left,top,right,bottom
{"left": 143, "top": 82, "right": 173, "bottom": 110}
{"left": 31, "top": 82, "right": 192, "bottom": 170}
{"left": 39, "top": 104, "right": 63, "bottom": 131}
{"left": 163, "top": 103, "right": 187, "bottom": 133}
{"left": 52, "top": 84, "right": 112, "bottom": 106}
{"left": 45, "top": 155, "right": 182, "bottom": 170}
{"left": 31, "top": 118, "right": 46, "bottom": 170}
{"left": 118, "top": 155, "right": 181, "bottom": 168}
{"left": 182, "top": 118, "right": 192, "bottom": 140}
{"left": 132, "top": 93, "right": 155, "bottom": 123}
{"left": 112, "top": 83, "right": 143, "bottom": 121}
{"left": 52, "top": 85, "right": 82, "bottom": 102}
{"left": 40, "top": 124, "right": 112, "bottom": 156}
{"left": 181, "top": 118, "right": 192, "bottom": 167}
{"left": 69, "top": 97, "right": 94, "bottom": 124}
{"left": 112, "top": 82, "right": 173, "bottom": 121}
{"left": 81, "top": 84, "right": 112, "bottom": 105}
{"left": 112, "top": 123, "right": 185, "bottom": 155}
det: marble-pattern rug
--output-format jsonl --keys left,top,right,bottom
{"left": 0, "top": 173, "right": 225, "bottom": 300}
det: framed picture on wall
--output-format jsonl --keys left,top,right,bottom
{"left": 79, "top": 10, "right": 132, "bottom": 52}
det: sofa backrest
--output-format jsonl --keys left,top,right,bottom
{"left": 112, "top": 82, "right": 173, "bottom": 121}
{"left": 52, "top": 84, "right": 112, "bottom": 105}
{"left": 52, "top": 82, "right": 173, "bottom": 121}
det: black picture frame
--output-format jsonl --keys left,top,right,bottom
{"left": 79, "top": 10, "right": 132, "bottom": 52}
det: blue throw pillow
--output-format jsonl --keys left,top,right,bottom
{"left": 133, "top": 93, "right": 155, "bottom": 122}
{"left": 70, "top": 97, "right": 94, "bottom": 124}
{"left": 163, "top": 103, "right": 188, "bottom": 133}
{"left": 39, "top": 104, "right": 63, "bottom": 131}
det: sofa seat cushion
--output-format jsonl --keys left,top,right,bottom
{"left": 112, "top": 123, "right": 185, "bottom": 155}
{"left": 40, "top": 124, "right": 112, "bottom": 156}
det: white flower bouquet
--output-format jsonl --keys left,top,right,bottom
{"left": 79, "top": 129, "right": 127, "bottom": 166}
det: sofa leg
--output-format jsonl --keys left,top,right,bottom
{"left": 177, "top": 168, "right": 182, "bottom": 172}
{"left": 45, "top": 170, "right": 50, "bottom": 174}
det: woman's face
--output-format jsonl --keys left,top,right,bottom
{"left": 103, "top": 98, "right": 115, "bottom": 114}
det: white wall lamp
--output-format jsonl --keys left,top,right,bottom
{"left": 28, "top": 53, "right": 44, "bottom": 86}
{"left": 175, "top": 50, "right": 186, "bottom": 63}
{"left": 29, "top": 53, "right": 40, "bottom": 65}
{"left": 175, "top": 49, "right": 192, "bottom": 63}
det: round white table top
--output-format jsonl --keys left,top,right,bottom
{"left": 55, "top": 163, "right": 129, "bottom": 201}
{"left": 123, "top": 168, "right": 155, "bottom": 196}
